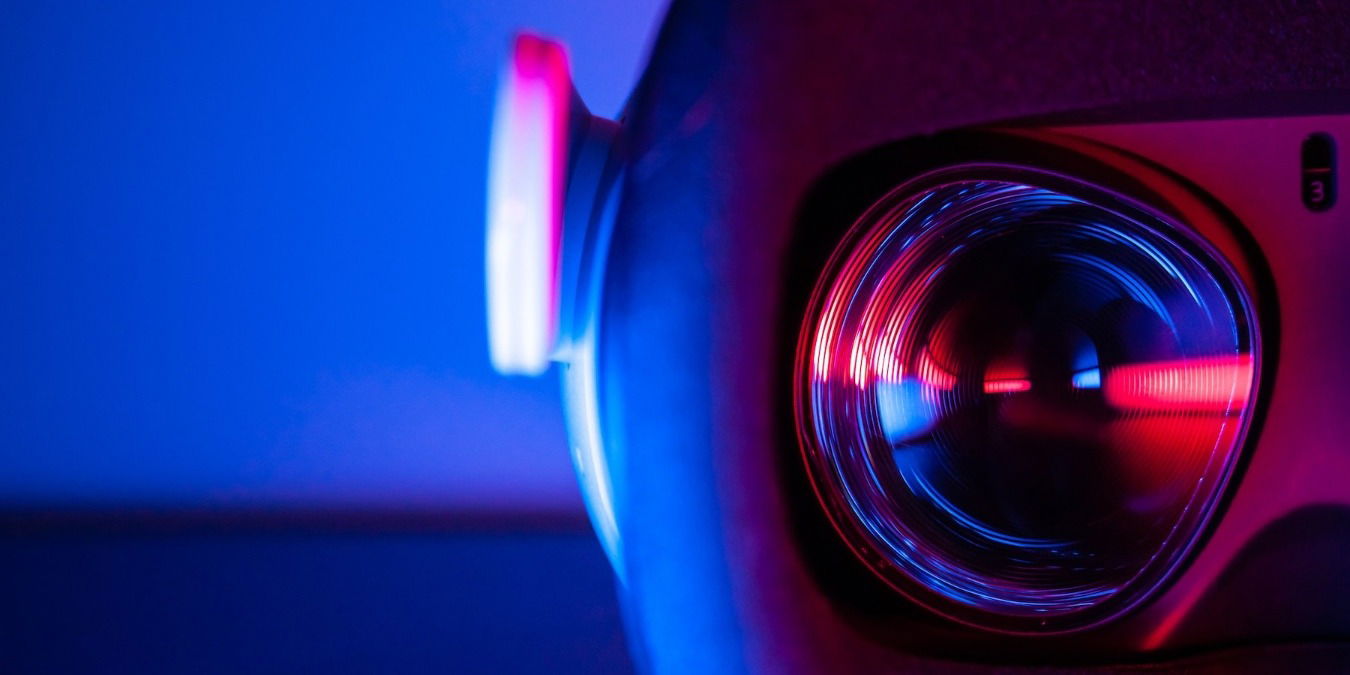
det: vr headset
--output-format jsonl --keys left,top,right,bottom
{"left": 487, "top": 2, "right": 1350, "bottom": 671}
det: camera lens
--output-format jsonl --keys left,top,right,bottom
{"left": 796, "top": 166, "right": 1260, "bottom": 632}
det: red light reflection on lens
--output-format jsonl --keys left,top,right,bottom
{"left": 983, "top": 379, "right": 1033, "bottom": 394}
{"left": 917, "top": 349, "right": 956, "bottom": 390}
{"left": 1104, "top": 355, "right": 1252, "bottom": 412}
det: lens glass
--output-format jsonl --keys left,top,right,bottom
{"left": 798, "top": 169, "right": 1259, "bottom": 630}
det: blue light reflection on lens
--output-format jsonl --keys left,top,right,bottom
{"left": 1072, "top": 368, "right": 1102, "bottom": 390}
{"left": 876, "top": 378, "right": 938, "bottom": 443}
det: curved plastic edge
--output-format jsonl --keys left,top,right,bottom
{"left": 486, "top": 34, "right": 571, "bottom": 375}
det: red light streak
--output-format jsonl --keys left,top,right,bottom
{"left": 983, "top": 379, "right": 1032, "bottom": 394}
{"left": 917, "top": 349, "right": 956, "bottom": 390}
{"left": 1104, "top": 354, "right": 1252, "bottom": 412}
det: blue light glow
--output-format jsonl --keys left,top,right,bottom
{"left": 876, "top": 377, "right": 938, "bottom": 443}
{"left": 0, "top": 0, "right": 662, "bottom": 511}
{"left": 1072, "top": 368, "right": 1102, "bottom": 389}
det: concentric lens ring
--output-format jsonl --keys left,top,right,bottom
{"left": 795, "top": 164, "right": 1260, "bottom": 633}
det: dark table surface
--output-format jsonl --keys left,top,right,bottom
{"left": 0, "top": 520, "right": 634, "bottom": 674}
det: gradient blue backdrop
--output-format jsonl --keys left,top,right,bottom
{"left": 1, "top": 0, "right": 665, "bottom": 513}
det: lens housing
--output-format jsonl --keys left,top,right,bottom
{"left": 795, "top": 160, "right": 1261, "bottom": 634}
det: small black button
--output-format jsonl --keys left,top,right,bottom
{"left": 1302, "top": 133, "right": 1336, "bottom": 212}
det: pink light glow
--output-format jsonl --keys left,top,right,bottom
{"left": 983, "top": 361, "right": 1031, "bottom": 394}
{"left": 983, "top": 379, "right": 1032, "bottom": 394}
{"left": 486, "top": 34, "right": 570, "bottom": 375}
{"left": 917, "top": 349, "right": 956, "bottom": 390}
{"left": 848, "top": 331, "right": 873, "bottom": 387}
{"left": 1104, "top": 354, "right": 1252, "bottom": 412}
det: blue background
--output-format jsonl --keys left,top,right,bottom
{"left": 1, "top": 0, "right": 665, "bottom": 513}
{"left": 1, "top": 3, "right": 664, "bottom": 672}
